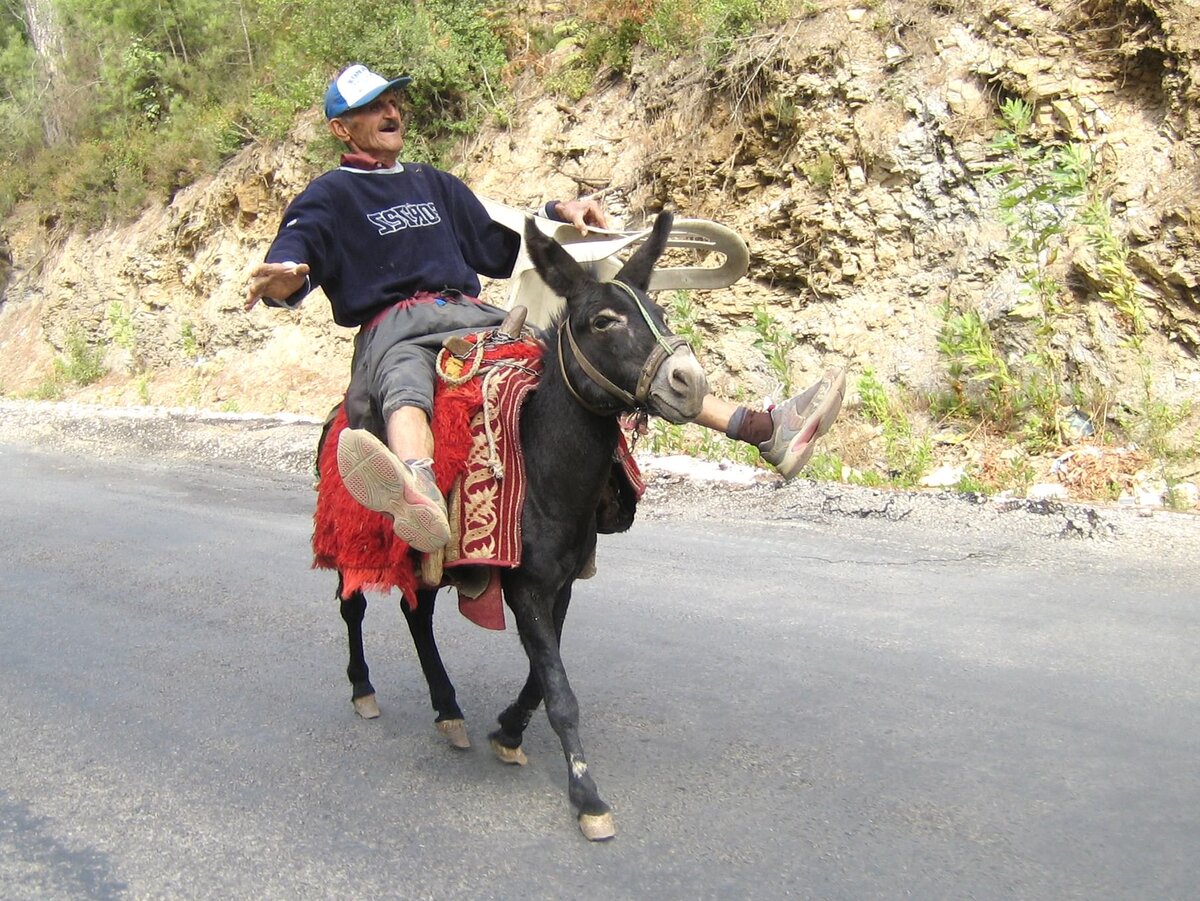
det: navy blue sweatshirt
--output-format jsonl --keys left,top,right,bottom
{"left": 264, "top": 162, "right": 523, "bottom": 327}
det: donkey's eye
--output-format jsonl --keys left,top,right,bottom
{"left": 591, "top": 313, "right": 620, "bottom": 331}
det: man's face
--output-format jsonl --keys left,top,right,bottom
{"left": 330, "top": 91, "right": 406, "bottom": 162}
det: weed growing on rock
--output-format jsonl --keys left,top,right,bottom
{"left": 106, "top": 302, "right": 135, "bottom": 351}
{"left": 1077, "top": 197, "right": 1149, "bottom": 343}
{"left": 1117, "top": 362, "right": 1194, "bottom": 460}
{"left": 858, "top": 367, "right": 932, "bottom": 487}
{"left": 55, "top": 324, "right": 106, "bottom": 388}
{"left": 665, "top": 291, "right": 706, "bottom": 357}
{"left": 180, "top": 320, "right": 201, "bottom": 360}
{"left": 752, "top": 304, "right": 795, "bottom": 396}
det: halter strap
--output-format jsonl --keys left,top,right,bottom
{"left": 556, "top": 279, "right": 690, "bottom": 416}
{"left": 606, "top": 280, "right": 677, "bottom": 355}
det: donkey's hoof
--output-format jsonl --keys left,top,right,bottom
{"left": 353, "top": 694, "right": 381, "bottom": 719}
{"left": 579, "top": 812, "right": 616, "bottom": 841}
{"left": 489, "top": 737, "right": 528, "bottom": 766}
{"left": 436, "top": 718, "right": 471, "bottom": 749}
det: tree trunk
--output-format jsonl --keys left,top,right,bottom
{"left": 23, "top": 0, "right": 67, "bottom": 146}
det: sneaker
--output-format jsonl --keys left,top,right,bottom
{"left": 336, "top": 428, "right": 451, "bottom": 552}
{"left": 757, "top": 368, "right": 847, "bottom": 480}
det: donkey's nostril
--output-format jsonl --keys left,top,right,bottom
{"left": 669, "top": 354, "right": 705, "bottom": 386}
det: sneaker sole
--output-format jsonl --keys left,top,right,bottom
{"left": 777, "top": 369, "right": 847, "bottom": 478}
{"left": 336, "top": 429, "right": 450, "bottom": 553}
{"left": 812, "top": 368, "right": 847, "bottom": 440}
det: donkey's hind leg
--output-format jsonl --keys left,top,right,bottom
{"left": 489, "top": 669, "right": 540, "bottom": 766}
{"left": 403, "top": 587, "right": 470, "bottom": 749}
{"left": 338, "top": 575, "right": 379, "bottom": 719}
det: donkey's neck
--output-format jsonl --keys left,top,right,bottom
{"left": 528, "top": 356, "right": 620, "bottom": 455}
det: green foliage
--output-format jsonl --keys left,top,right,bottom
{"left": 645, "top": 0, "right": 791, "bottom": 64}
{"left": 858, "top": 367, "right": 932, "bottom": 486}
{"left": 0, "top": 12, "right": 39, "bottom": 161}
{"left": 28, "top": 377, "right": 65, "bottom": 401}
{"left": 801, "top": 451, "right": 885, "bottom": 487}
{"left": 937, "top": 97, "right": 1095, "bottom": 452}
{"left": 1077, "top": 197, "right": 1149, "bottom": 343}
{"left": 988, "top": 98, "right": 1090, "bottom": 322}
{"left": 0, "top": 14, "right": 40, "bottom": 212}
{"left": 0, "top": 0, "right": 805, "bottom": 223}
{"left": 180, "top": 320, "right": 201, "bottom": 358}
{"left": 1116, "top": 363, "right": 1193, "bottom": 460}
{"left": 751, "top": 304, "right": 795, "bottom": 395}
{"left": 256, "top": 0, "right": 508, "bottom": 159}
{"left": 644, "top": 418, "right": 760, "bottom": 467}
{"left": 54, "top": 325, "right": 107, "bottom": 387}
{"left": 954, "top": 472, "right": 991, "bottom": 495}
{"left": 801, "top": 451, "right": 844, "bottom": 482}
{"left": 541, "top": 9, "right": 646, "bottom": 102}
{"left": 664, "top": 290, "right": 705, "bottom": 357}
{"left": 935, "top": 304, "right": 1016, "bottom": 425}
{"left": 107, "top": 302, "right": 137, "bottom": 352}
{"left": 802, "top": 152, "right": 836, "bottom": 189}
{"left": 960, "top": 95, "right": 1164, "bottom": 458}
{"left": 934, "top": 301, "right": 1064, "bottom": 450}
{"left": 1, "top": 0, "right": 510, "bottom": 223}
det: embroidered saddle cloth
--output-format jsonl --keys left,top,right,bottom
{"left": 312, "top": 330, "right": 644, "bottom": 630}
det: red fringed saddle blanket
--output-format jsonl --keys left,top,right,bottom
{"left": 312, "top": 331, "right": 643, "bottom": 631}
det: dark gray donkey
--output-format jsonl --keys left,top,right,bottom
{"left": 335, "top": 211, "right": 708, "bottom": 840}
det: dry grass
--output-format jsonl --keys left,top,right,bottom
{"left": 1051, "top": 442, "right": 1153, "bottom": 498}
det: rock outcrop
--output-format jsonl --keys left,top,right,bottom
{"left": 1, "top": 0, "right": 1196, "bottom": 494}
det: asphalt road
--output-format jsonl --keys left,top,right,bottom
{"left": 2, "top": 441, "right": 1197, "bottom": 899}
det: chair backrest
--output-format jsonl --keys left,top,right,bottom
{"left": 477, "top": 197, "right": 749, "bottom": 328}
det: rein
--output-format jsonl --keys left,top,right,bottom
{"left": 556, "top": 279, "right": 689, "bottom": 417}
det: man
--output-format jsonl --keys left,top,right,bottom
{"left": 247, "top": 64, "right": 844, "bottom": 553}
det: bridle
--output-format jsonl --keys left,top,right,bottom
{"left": 556, "top": 279, "right": 690, "bottom": 417}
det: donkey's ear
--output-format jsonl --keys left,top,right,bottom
{"left": 614, "top": 211, "right": 673, "bottom": 291}
{"left": 525, "top": 218, "right": 592, "bottom": 299}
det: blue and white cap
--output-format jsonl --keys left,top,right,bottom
{"left": 324, "top": 64, "right": 412, "bottom": 120}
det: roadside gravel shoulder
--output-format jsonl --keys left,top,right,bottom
{"left": 4, "top": 398, "right": 1197, "bottom": 568}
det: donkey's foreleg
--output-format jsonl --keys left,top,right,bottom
{"left": 403, "top": 588, "right": 469, "bottom": 749}
{"left": 338, "top": 579, "right": 379, "bottom": 719}
{"left": 512, "top": 593, "right": 614, "bottom": 841}
{"left": 489, "top": 587, "right": 572, "bottom": 765}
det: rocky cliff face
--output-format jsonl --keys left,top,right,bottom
{"left": 1, "top": 0, "right": 1196, "bottom": 489}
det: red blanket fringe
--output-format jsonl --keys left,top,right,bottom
{"left": 312, "top": 337, "right": 544, "bottom": 615}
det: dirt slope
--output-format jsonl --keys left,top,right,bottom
{"left": 1, "top": 0, "right": 1197, "bottom": 498}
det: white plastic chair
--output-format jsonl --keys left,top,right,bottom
{"left": 478, "top": 197, "right": 750, "bottom": 328}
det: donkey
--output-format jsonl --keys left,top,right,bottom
{"left": 335, "top": 211, "right": 707, "bottom": 840}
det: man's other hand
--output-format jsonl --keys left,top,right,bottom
{"left": 245, "top": 261, "right": 310, "bottom": 311}
{"left": 555, "top": 199, "right": 609, "bottom": 236}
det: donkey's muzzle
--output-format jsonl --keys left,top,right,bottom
{"left": 648, "top": 348, "right": 708, "bottom": 424}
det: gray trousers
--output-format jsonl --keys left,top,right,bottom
{"left": 344, "top": 294, "right": 507, "bottom": 440}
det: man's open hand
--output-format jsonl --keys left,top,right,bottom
{"left": 245, "top": 261, "right": 310, "bottom": 311}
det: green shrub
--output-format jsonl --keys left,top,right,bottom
{"left": 664, "top": 290, "right": 706, "bottom": 357}
{"left": 55, "top": 325, "right": 107, "bottom": 387}
{"left": 3, "top": 0, "right": 511, "bottom": 223}
{"left": 751, "top": 304, "right": 795, "bottom": 396}
{"left": 858, "top": 367, "right": 932, "bottom": 486}
{"left": 646, "top": 0, "right": 791, "bottom": 63}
